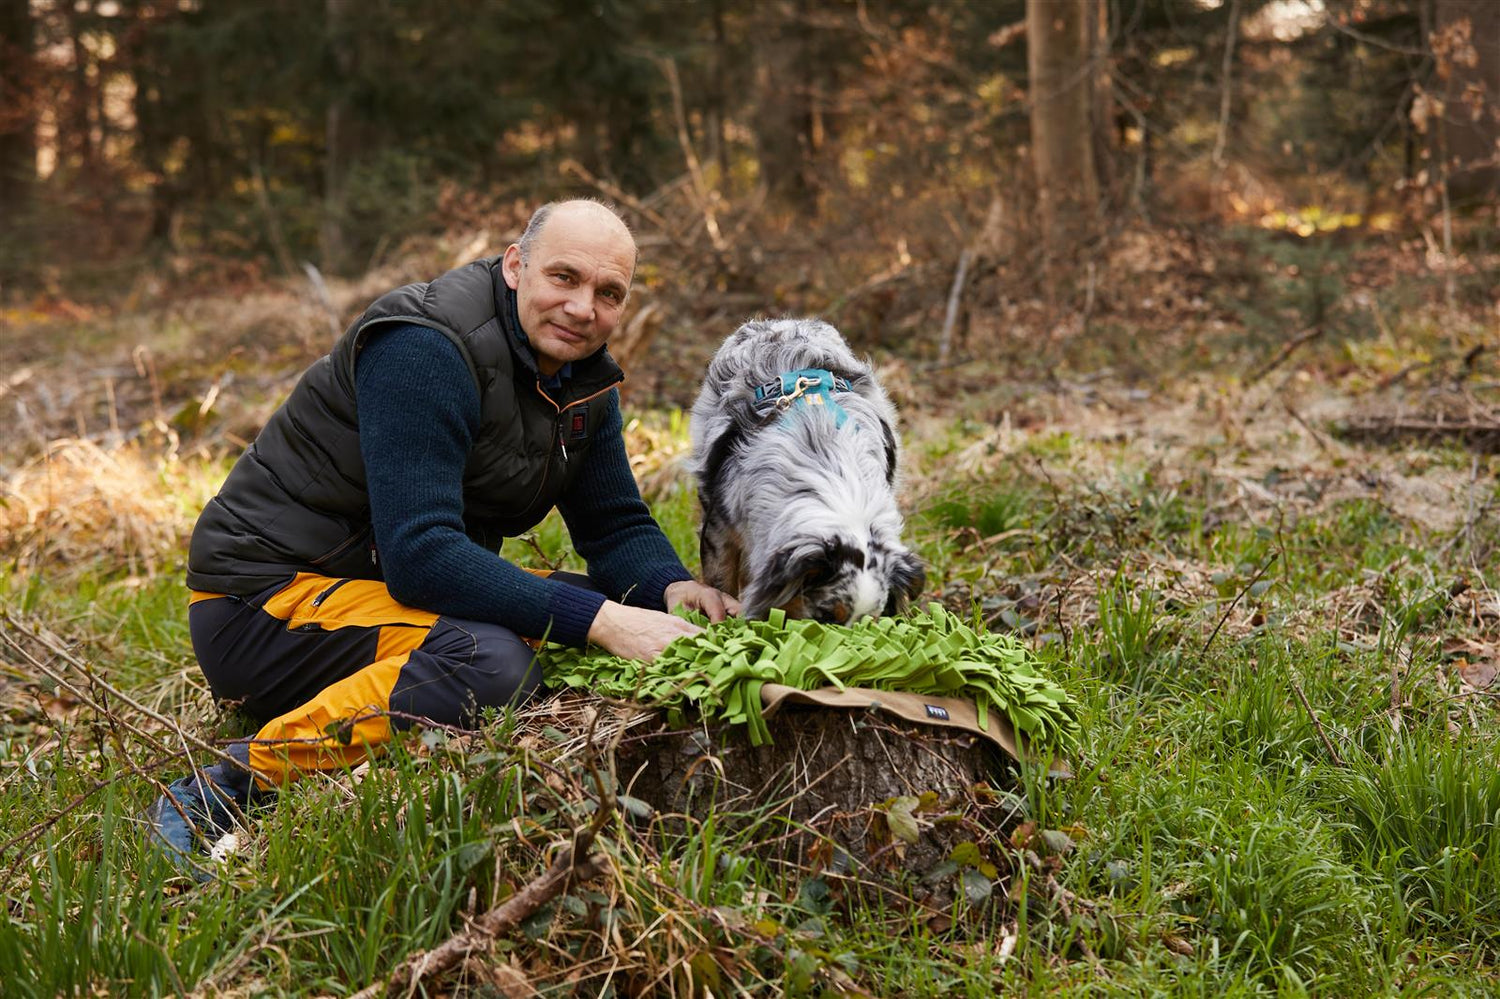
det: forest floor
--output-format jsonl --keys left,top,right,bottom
{"left": 2, "top": 222, "right": 1499, "bottom": 995}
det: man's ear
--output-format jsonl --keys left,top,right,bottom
{"left": 501, "top": 244, "right": 523, "bottom": 290}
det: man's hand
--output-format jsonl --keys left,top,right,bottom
{"left": 588, "top": 600, "right": 702, "bottom": 662}
{"left": 663, "top": 580, "right": 742, "bottom": 623}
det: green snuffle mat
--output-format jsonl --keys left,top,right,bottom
{"left": 543, "top": 604, "right": 1080, "bottom": 753}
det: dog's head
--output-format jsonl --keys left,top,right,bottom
{"left": 744, "top": 535, "right": 926, "bottom": 624}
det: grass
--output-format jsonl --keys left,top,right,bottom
{"left": 3, "top": 336, "right": 1500, "bottom": 995}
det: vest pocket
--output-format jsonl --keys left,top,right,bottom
{"left": 310, "top": 524, "right": 372, "bottom": 568}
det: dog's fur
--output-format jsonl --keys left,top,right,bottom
{"left": 688, "top": 318, "right": 925, "bottom": 623}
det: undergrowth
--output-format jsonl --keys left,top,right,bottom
{"left": 3, "top": 314, "right": 1499, "bottom": 995}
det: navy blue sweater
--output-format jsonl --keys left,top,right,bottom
{"left": 355, "top": 324, "right": 691, "bottom": 647}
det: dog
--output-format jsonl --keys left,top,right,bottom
{"left": 688, "top": 318, "right": 925, "bottom": 623}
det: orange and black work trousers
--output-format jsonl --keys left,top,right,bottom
{"left": 189, "top": 570, "right": 592, "bottom": 785}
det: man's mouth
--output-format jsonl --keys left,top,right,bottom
{"left": 549, "top": 323, "right": 586, "bottom": 344}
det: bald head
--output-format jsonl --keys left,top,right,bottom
{"left": 517, "top": 199, "right": 636, "bottom": 271}
{"left": 501, "top": 199, "right": 638, "bottom": 376}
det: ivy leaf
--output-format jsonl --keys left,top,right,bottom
{"left": 960, "top": 869, "right": 994, "bottom": 905}
{"left": 887, "top": 795, "right": 922, "bottom": 844}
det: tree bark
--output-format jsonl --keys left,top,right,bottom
{"left": 1087, "top": 0, "right": 1116, "bottom": 198}
{"left": 1026, "top": 0, "right": 1102, "bottom": 248}
{"left": 66, "top": 1, "right": 96, "bottom": 178}
{"left": 321, "top": 0, "right": 356, "bottom": 275}
{"left": 615, "top": 706, "right": 1026, "bottom": 909}
{"left": 0, "top": 0, "right": 36, "bottom": 223}
{"left": 1433, "top": 0, "right": 1500, "bottom": 204}
{"left": 751, "top": 0, "right": 819, "bottom": 211}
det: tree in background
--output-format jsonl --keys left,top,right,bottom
{"left": 0, "top": 0, "right": 1491, "bottom": 302}
{"left": 1432, "top": 0, "right": 1500, "bottom": 204}
{"left": 1027, "top": 0, "right": 1104, "bottom": 249}
{"left": 0, "top": 0, "right": 36, "bottom": 227}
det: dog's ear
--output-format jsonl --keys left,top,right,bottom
{"left": 743, "top": 542, "right": 820, "bottom": 618}
{"left": 882, "top": 549, "right": 927, "bottom": 616}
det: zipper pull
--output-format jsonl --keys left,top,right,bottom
{"left": 370, "top": 540, "right": 379, "bottom": 566}
{"left": 561, "top": 441, "right": 569, "bottom": 462}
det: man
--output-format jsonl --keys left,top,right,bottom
{"left": 149, "top": 199, "right": 738, "bottom": 871}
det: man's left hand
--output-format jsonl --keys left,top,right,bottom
{"left": 664, "top": 580, "right": 741, "bottom": 623}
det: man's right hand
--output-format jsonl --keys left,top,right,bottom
{"left": 587, "top": 600, "right": 702, "bottom": 662}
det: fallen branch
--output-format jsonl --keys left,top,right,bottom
{"left": 357, "top": 691, "right": 627, "bottom": 998}
{"left": 1199, "top": 552, "right": 1278, "bottom": 659}
{"left": 1336, "top": 413, "right": 1500, "bottom": 453}
{"left": 1289, "top": 671, "right": 1345, "bottom": 767}
{"left": 559, "top": 159, "right": 676, "bottom": 237}
{"left": 1245, "top": 325, "right": 1321, "bottom": 387}
{"left": 352, "top": 847, "right": 611, "bottom": 999}
{"left": 0, "top": 610, "right": 239, "bottom": 769}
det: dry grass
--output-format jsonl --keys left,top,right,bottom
{"left": 0, "top": 438, "right": 215, "bottom": 578}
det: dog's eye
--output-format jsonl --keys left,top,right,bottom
{"left": 804, "top": 563, "right": 836, "bottom": 587}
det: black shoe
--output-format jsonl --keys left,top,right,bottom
{"left": 145, "top": 742, "right": 271, "bottom": 881}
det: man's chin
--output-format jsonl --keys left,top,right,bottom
{"left": 534, "top": 338, "right": 594, "bottom": 373}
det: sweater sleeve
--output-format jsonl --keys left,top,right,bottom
{"left": 556, "top": 390, "right": 693, "bottom": 610}
{"left": 355, "top": 324, "right": 606, "bottom": 646}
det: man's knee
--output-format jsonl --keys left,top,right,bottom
{"left": 389, "top": 618, "right": 545, "bottom": 727}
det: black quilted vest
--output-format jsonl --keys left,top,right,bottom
{"left": 186, "top": 256, "right": 624, "bottom": 594}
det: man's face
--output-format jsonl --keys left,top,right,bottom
{"left": 501, "top": 208, "right": 636, "bottom": 377}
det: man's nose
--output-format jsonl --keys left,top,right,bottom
{"left": 561, "top": 290, "right": 594, "bottom": 321}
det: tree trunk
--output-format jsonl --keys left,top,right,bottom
{"left": 615, "top": 705, "right": 1027, "bottom": 910}
{"left": 751, "top": 0, "right": 818, "bottom": 211}
{"left": 321, "top": 0, "right": 356, "bottom": 275}
{"left": 1026, "top": 0, "right": 1102, "bottom": 247}
{"left": 1433, "top": 0, "right": 1500, "bottom": 204}
{"left": 0, "top": 0, "right": 36, "bottom": 224}
{"left": 710, "top": 0, "right": 731, "bottom": 185}
{"left": 66, "top": 2, "right": 96, "bottom": 179}
{"left": 1087, "top": 0, "right": 1116, "bottom": 199}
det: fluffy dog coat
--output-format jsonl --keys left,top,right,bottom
{"left": 688, "top": 318, "right": 925, "bottom": 622}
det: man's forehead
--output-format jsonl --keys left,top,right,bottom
{"left": 537, "top": 206, "right": 634, "bottom": 251}
{"left": 533, "top": 219, "right": 635, "bottom": 277}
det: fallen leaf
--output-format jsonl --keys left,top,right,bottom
{"left": 887, "top": 796, "right": 921, "bottom": 844}
{"left": 1162, "top": 933, "right": 1194, "bottom": 956}
{"left": 1458, "top": 659, "right": 1496, "bottom": 690}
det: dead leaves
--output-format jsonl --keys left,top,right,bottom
{"left": 1446, "top": 637, "right": 1499, "bottom": 693}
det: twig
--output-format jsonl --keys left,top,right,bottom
{"left": 1, "top": 611, "right": 239, "bottom": 768}
{"left": 1281, "top": 399, "right": 1333, "bottom": 459}
{"left": 559, "top": 159, "right": 675, "bottom": 238}
{"left": 937, "top": 249, "right": 973, "bottom": 366}
{"left": 358, "top": 703, "right": 623, "bottom": 998}
{"left": 1198, "top": 552, "right": 1277, "bottom": 659}
{"left": 351, "top": 849, "right": 611, "bottom": 999}
{"left": 1288, "top": 671, "right": 1345, "bottom": 767}
{"left": 300, "top": 262, "right": 342, "bottom": 343}
{"left": 0, "top": 751, "right": 180, "bottom": 869}
{"left": 1210, "top": 0, "right": 1242, "bottom": 171}
{"left": 1246, "top": 326, "right": 1321, "bottom": 387}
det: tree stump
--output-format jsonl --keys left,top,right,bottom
{"left": 614, "top": 700, "right": 1031, "bottom": 912}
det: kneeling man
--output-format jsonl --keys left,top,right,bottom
{"left": 150, "top": 199, "right": 736, "bottom": 868}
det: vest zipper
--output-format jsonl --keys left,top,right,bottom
{"left": 310, "top": 524, "right": 372, "bottom": 566}
{"left": 530, "top": 378, "right": 622, "bottom": 507}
